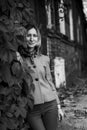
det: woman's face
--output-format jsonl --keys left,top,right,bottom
{"left": 26, "top": 28, "right": 38, "bottom": 48}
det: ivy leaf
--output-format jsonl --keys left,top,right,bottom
{"left": 17, "top": 97, "right": 27, "bottom": 107}
{"left": 0, "top": 0, "right": 7, "bottom": 12}
{"left": 8, "top": 51, "right": 16, "bottom": 63}
{"left": 19, "top": 107, "right": 27, "bottom": 118}
{"left": 27, "top": 94, "right": 34, "bottom": 109}
{"left": 21, "top": 125, "right": 29, "bottom": 130}
{"left": 6, "top": 112, "right": 13, "bottom": 118}
{"left": 10, "top": 8, "right": 22, "bottom": 24}
{"left": 0, "top": 115, "right": 18, "bottom": 129}
{"left": 7, "top": 118, "right": 18, "bottom": 129}
{"left": 10, "top": 60, "right": 24, "bottom": 79}
{"left": 0, "top": 46, "right": 16, "bottom": 63}
{"left": 0, "top": 87, "right": 12, "bottom": 96}
{"left": 0, "top": 125, "right": 7, "bottom": 130}
{"left": 15, "top": 106, "right": 27, "bottom": 118}
{"left": 21, "top": 0, "right": 30, "bottom": 8}
{"left": 0, "top": 63, "right": 14, "bottom": 86}
{"left": 0, "top": 21, "right": 8, "bottom": 32}
{"left": 0, "top": 117, "right": 8, "bottom": 130}
{"left": 10, "top": 104, "right": 17, "bottom": 113}
{"left": 7, "top": 0, "right": 16, "bottom": 7}
{"left": 0, "top": 31, "right": 16, "bottom": 63}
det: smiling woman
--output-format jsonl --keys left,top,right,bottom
{"left": 18, "top": 23, "right": 64, "bottom": 130}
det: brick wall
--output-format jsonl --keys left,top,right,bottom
{"left": 47, "top": 37, "right": 81, "bottom": 87}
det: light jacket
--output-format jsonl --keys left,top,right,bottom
{"left": 23, "top": 54, "right": 60, "bottom": 105}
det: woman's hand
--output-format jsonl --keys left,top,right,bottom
{"left": 57, "top": 104, "right": 64, "bottom": 121}
{"left": 16, "top": 52, "right": 23, "bottom": 63}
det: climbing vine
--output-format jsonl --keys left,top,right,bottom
{"left": 0, "top": 0, "right": 36, "bottom": 129}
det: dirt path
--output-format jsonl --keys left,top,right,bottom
{"left": 57, "top": 75, "right": 87, "bottom": 130}
{"left": 57, "top": 94, "right": 87, "bottom": 130}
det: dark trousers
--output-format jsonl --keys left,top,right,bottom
{"left": 27, "top": 100, "right": 58, "bottom": 130}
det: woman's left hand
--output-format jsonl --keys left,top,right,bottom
{"left": 57, "top": 104, "right": 64, "bottom": 121}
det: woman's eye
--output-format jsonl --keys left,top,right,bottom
{"left": 33, "top": 34, "right": 38, "bottom": 37}
{"left": 27, "top": 34, "right": 31, "bottom": 37}
{"left": 27, "top": 34, "right": 38, "bottom": 37}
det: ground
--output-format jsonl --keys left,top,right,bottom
{"left": 57, "top": 73, "right": 87, "bottom": 130}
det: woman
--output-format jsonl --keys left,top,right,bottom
{"left": 18, "top": 24, "right": 64, "bottom": 130}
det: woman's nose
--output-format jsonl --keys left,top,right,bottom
{"left": 30, "top": 35, "right": 34, "bottom": 41}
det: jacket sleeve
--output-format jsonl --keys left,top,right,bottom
{"left": 45, "top": 56, "right": 60, "bottom": 104}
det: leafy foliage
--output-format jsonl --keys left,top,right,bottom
{"left": 0, "top": 0, "right": 36, "bottom": 129}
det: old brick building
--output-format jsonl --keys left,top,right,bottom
{"left": 35, "top": 0, "right": 87, "bottom": 87}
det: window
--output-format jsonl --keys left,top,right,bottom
{"left": 76, "top": 16, "right": 83, "bottom": 45}
{"left": 45, "top": 0, "right": 74, "bottom": 41}
{"left": 45, "top": 0, "right": 84, "bottom": 44}
{"left": 58, "top": 0, "right": 66, "bottom": 35}
{"left": 69, "top": 8, "right": 74, "bottom": 40}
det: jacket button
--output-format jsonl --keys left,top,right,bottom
{"left": 35, "top": 78, "right": 38, "bottom": 81}
{"left": 33, "top": 65, "right": 36, "bottom": 68}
